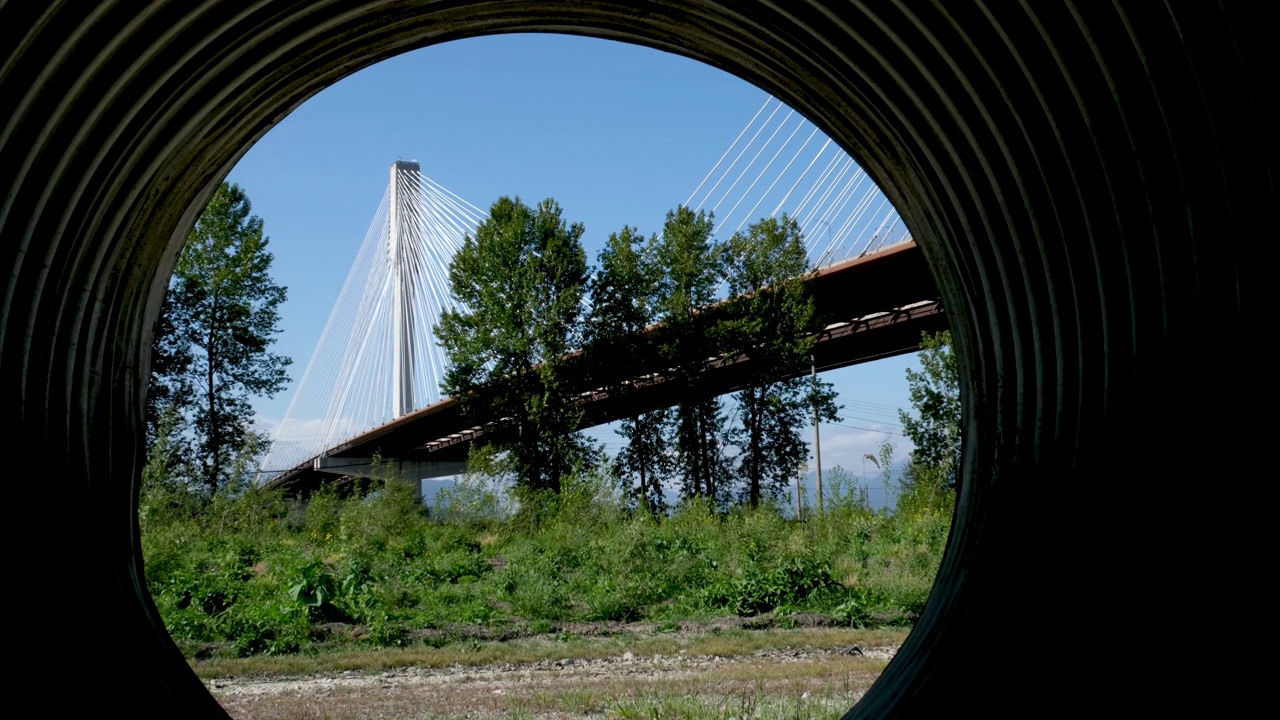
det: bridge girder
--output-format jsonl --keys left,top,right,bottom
{"left": 263, "top": 242, "right": 945, "bottom": 495}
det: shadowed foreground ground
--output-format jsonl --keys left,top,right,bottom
{"left": 207, "top": 626, "right": 908, "bottom": 719}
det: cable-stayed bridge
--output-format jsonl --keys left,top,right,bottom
{"left": 259, "top": 98, "right": 945, "bottom": 497}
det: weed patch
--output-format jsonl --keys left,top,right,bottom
{"left": 143, "top": 469, "right": 952, "bottom": 659}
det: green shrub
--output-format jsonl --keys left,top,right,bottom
{"left": 288, "top": 560, "right": 356, "bottom": 622}
{"left": 141, "top": 449, "right": 953, "bottom": 656}
{"left": 224, "top": 602, "right": 309, "bottom": 656}
{"left": 703, "top": 558, "right": 842, "bottom": 616}
{"left": 584, "top": 576, "right": 649, "bottom": 622}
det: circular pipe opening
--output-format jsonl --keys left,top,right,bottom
{"left": 2, "top": 3, "right": 1268, "bottom": 716}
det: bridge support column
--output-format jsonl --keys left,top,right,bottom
{"left": 311, "top": 456, "right": 467, "bottom": 502}
{"left": 389, "top": 160, "right": 421, "bottom": 419}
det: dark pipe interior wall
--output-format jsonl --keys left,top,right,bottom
{"left": 0, "top": 2, "right": 1271, "bottom": 716}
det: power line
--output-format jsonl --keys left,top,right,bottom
{"left": 828, "top": 421, "right": 900, "bottom": 436}
{"left": 842, "top": 414, "right": 903, "bottom": 428}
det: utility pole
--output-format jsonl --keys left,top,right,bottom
{"left": 795, "top": 465, "right": 803, "bottom": 521}
{"left": 812, "top": 356, "right": 823, "bottom": 515}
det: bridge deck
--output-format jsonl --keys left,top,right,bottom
{"left": 263, "top": 241, "right": 944, "bottom": 496}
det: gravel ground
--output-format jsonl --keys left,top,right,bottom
{"left": 210, "top": 644, "right": 898, "bottom": 699}
{"left": 209, "top": 640, "right": 900, "bottom": 719}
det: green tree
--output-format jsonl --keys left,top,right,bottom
{"left": 721, "top": 215, "right": 841, "bottom": 507}
{"left": 899, "top": 330, "right": 961, "bottom": 492}
{"left": 436, "top": 196, "right": 596, "bottom": 494}
{"left": 146, "top": 293, "right": 194, "bottom": 446}
{"left": 585, "top": 226, "right": 672, "bottom": 511}
{"left": 151, "top": 182, "right": 292, "bottom": 496}
{"left": 654, "top": 206, "right": 733, "bottom": 505}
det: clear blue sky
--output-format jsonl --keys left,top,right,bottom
{"left": 225, "top": 33, "right": 924, "bottom": 493}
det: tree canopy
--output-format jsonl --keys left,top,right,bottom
{"left": 149, "top": 182, "right": 291, "bottom": 496}
{"left": 436, "top": 196, "right": 597, "bottom": 493}
{"left": 899, "top": 330, "right": 961, "bottom": 492}
{"left": 653, "top": 206, "right": 733, "bottom": 506}
{"left": 439, "top": 200, "right": 864, "bottom": 512}
{"left": 586, "top": 226, "right": 672, "bottom": 510}
{"left": 721, "top": 214, "right": 840, "bottom": 506}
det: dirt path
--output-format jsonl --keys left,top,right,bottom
{"left": 211, "top": 636, "right": 900, "bottom": 719}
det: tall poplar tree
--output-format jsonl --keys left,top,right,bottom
{"left": 654, "top": 206, "right": 733, "bottom": 506}
{"left": 436, "top": 196, "right": 596, "bottom": 493}
{"left": 585, "top": 226, "right": 671, "bottom": 511}
{"left": 721, "top": 215, "right": 840, "bottom": 506}
{"left": 150, "top": 182, "right": 291, "bottom": 496}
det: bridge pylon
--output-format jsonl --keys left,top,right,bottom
{"left": 389, "top": 160, "right": 422, "bottom": 419}
{"left": 258, "top": 160, "right": 486, "bottom": 486}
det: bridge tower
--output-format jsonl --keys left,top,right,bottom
{"left": 389, "top": 160, "right": 421, "bottom": 418}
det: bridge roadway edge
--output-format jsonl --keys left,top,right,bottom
{"left": 265, "top": 242, "right": 947, "bottom": 496}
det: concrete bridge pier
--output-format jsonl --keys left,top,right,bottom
{"left": 311, "top": 456, "right": 467, "bottom": 502}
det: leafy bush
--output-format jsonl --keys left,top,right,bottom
{"left": 141, "top": 456, "right": 953, "bottom": 657}
{"left": 225, "top": 602, "right": 309, "bottom": 656}
{"left": 703, "top": 558, "right": 842, "bottom": 616}
{"left": 288, "top": 560, "right": 359, "bottom": 622}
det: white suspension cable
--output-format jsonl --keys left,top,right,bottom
{"left": 696, "top": 100, "right": 784, "bottom": 212}
{"left": 723, "top": 115, "right": 809, "bottom": 235}
{"left": 261, "top": 165, "right": 486, "bottom": 480}
{"left": 685, "top": 96, "right": 773, "bottom": 208}
{"left": 711, "top": 108, "right": 794, "bottom": 214}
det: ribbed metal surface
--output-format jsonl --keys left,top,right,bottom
{"left": 1, "top": 2, "right": 1271, "bottom": 716}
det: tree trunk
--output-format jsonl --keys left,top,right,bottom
{"left": 638, "top": 455, "right": 648, "bottom": 507}
{"left": 206, "top": 293, "right": 219, "bottom": 496}
{"left": 748, "top": 389, "right": 762, "bottom": 507}
{"left": 701, "top": 401, "right": 715, "bottom": 502}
